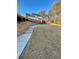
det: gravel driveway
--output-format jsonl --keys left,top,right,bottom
{"left": 19, "top": 25, "right": 61, "bottom": 59}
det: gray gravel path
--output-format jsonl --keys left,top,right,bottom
{"left": 19, "top": 25, "right": 61, "bottom": 59}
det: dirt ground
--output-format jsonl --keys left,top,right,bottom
{"left": 19, "top": 25, "right": 61, "bottom": 59}
{"left": 17, "top": 21, "right": 33, "bottom": 36}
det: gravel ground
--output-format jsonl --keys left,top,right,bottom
{"left": 19, "top": 25, "right": 61, "bottom": 59}
{"left": 17, "top": 21, "right": 33, "bottom": 36}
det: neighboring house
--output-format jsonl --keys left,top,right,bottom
{"left": 43, "top": 15, "right": 49, "bottom": 20}
{"left": 26, "top": 13, "right": 43, "bottom": 20}
{"left": 48, "top": 16, "right": 54, "bottom": 22}
{"left": 32, "top": 13, "right": 43, "bottom": 20}
{"left": 25, "top": 13, "right": 43, "bottom": 23}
